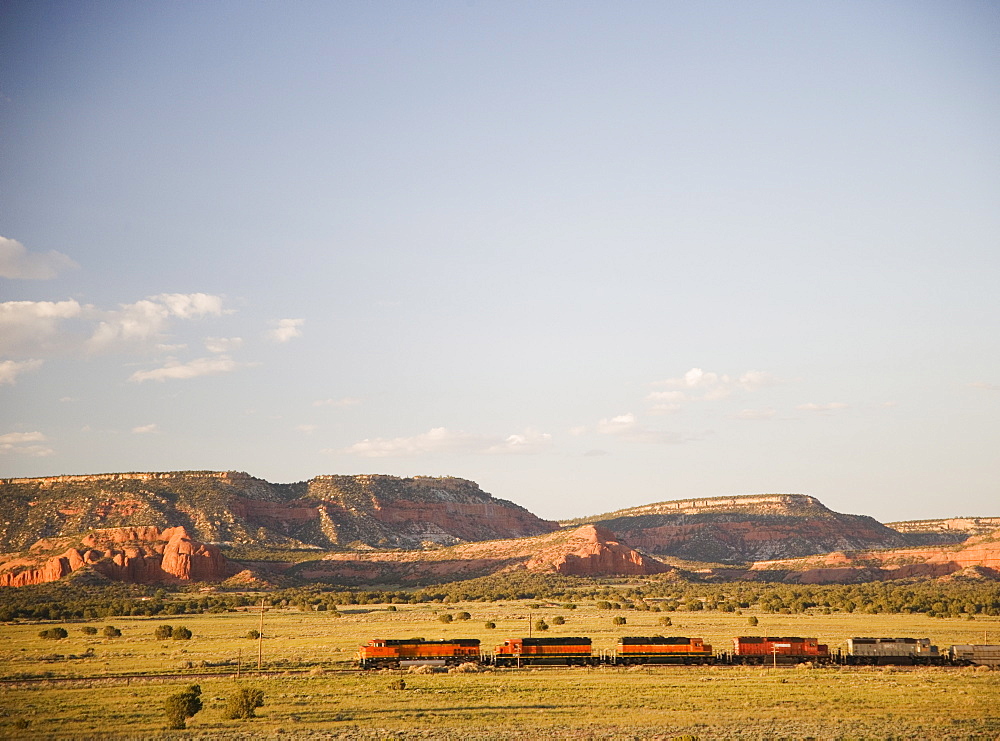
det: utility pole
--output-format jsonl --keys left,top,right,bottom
{"left": 236, "top": 648, "right": 241, "bottom": 679}
{"left": 257, "top": 598, "right": 265, "bottom": 671}
{"left": 528, "top": 612, "right": 532, "bottom": 638}
{"left": 772, "top": 646, "right": 778, "bottom": 668}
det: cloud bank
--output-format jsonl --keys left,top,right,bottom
{"left": 0, "top": 236, "right": 78, "bottom": 280}
{"left": 338, "top": 426, "right": 553, "bottom": 457}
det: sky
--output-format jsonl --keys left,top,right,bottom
{"left": 1, "top": 1, "right": 998, "bottom": 523}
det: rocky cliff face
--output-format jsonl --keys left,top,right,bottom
{"left": 0, "top": 526, "right": 233, "bottom": 587}
{"left": 886, "top": 517, "right": 1000, "bottom": 546}
{"left": 571, "top": 494, "right": 909, "bottom": 563}
{"left": 744, "top": 529, "right": 1000, "bottom": 583}
{"left": 0, "top": 471, "right": 558, "bottom": 552}
{"left": 290, "top": 524, "right": 670, "bottom": 585}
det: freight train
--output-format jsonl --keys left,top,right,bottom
{"left": 358, "top": 636, "right": 1000, "bottom": 669}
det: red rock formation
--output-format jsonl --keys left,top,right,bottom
{"left": 0, "top": 471, "right": 559, "bottom": 552}
{"left": 0, "top": 526, "right": 234, "bottom": 587}
{"left": 291, "top": 524, "right": 668, "bottom": 585}
{"left": 747, "top": 529, "right": 1000, "bottom": 583}
{"left": 526, "top": 525, "right": 669, "bottom": 576}
{"left": 576, "top": 494, "right": 909, "bottom": 563}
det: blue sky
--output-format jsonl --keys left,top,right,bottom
{"left": 2, "top": 1, "right": 998, "bottom": 522}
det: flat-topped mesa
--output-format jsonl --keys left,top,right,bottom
{"left": 571, "top": 493, "right": 906, "bottom": 564}
{"left": 304, "top": 475, "right": 558, "bottom": 546}
{"left": 0, "top": 470, "right": 558, "bottom": 555}
{"left": 1, "top": 470, "right": 255, "bottom": 487}
{"left": 608, "top": 494, "right": 827, "bottom": 518}
{"left": 887, "top": 517, "right": 1000, "bottom": 534}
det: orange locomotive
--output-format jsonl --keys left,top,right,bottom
{"left": 493, "top": 636, "right": 594, "bottom": 667}
{"left": 731, "top": 636, "right": 830, "bottom": 664}
{"left": 616, "top": 636, "right": 714, "bottom": 665}
{"left": 358, "top": 638, "right": 481, "bottom": 669}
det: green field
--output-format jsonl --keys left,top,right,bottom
{"left": 1, "top": 600, "right": 999, "bottom": 739}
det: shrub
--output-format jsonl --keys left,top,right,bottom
{"left": 658, "top": 616, "right": 672, "bottom": 626}
{"left": 164, "top": 685, "right": 202, "bottom": 730}
{"left": 154, "top": 625, "right": 173, "bottom": 639}
{"left": 551, "top": 615, "right": 565, "bottom": 625}
{"left": 534, "top": 619, "right": 549, "bottom": 632}
{"left": 173, "top": 626, "right": 193, "bottom": 640}
{"left": 102, "top": 626, "right": 122, "bottom": 638}
{"left": 438, "top": 613, "right": 453, "bottom": 624}
{"left": 596, "top": 601, "right": 612, "bottom": 610}
{"left": 612, "top": 616, "right": 627, "bottom": 626}
{"left": 39, "top": 627, "right": 68, "bottom": 640}
{"left": 223, "top": 687, "right": 264, "bottom": 719}
{"left": 246, "top": 629, "right": 261, "bottom": 639}
{"left": 388, "top": 678, "right": 407, "bottom": 690}
{"left": 455, "top": 611, "right": 471, "bottom": 621}
{"left": 484, "top": 621, "right": 496, "bottom": 629}
{"left": 748, "top": 616, "right": 759, "bottom": 626}
{"left": 81, "top": 626, "right": 98, "bottom": 636}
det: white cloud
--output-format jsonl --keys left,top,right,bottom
{"left": 155, "top": 293, "right": 225, "bottom": 319}
{"left": 131, "top": 423, "right": 158, "bottom": 434}
{"left": 0, "top": 299, "right": 84, "bottom": 354}
{"left": 597, "top": 413, "right": 638, "bottom": 435}
{"left": 594, "top": 412, "right": 685, "bottom": 444}
{"left": 650, "top": 367, "right": 779, "bottom": 406}
{"left": 0, "top": 236, "right": 78, "bottom": 279}
{"left": 0, "top": 431, "right": 46, "bottom": 444}
{"left": 296, "top": 424, "right": 318, "bottom": 434}
{"left": 0, "top": 431, "right": 53, "bottom": 457}
{"left": 968, "top": 382, "right": 1000, "bottom": 392}
{"left": 735, "top": 408, "right": 776, "bottom": 421}
{"left": 128, "top": 355, "right": 241, "bottom": 383}
{"left": 204, "top": 336, "right": 243, "bottom": 353}
{"left": 267, "top": 318, "right": 304, "bottom": 342}
{"left": 313, "top": 397, "right": 362, "bottom": 408}
{"left": 486, "top": 429, "right": 553, "bottom": 455}
{"left": 88, "top": 293, "right": 225, "bottom": 352}
{"left": 338, "top": 426, "right": 554, "bottom": 457}
{"left": 0, "top": 359, "right": 43, "bottom": 385}
{"left": 797, "top": 402, "right": 849, "bottom": 413}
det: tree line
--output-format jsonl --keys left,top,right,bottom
{"left": 2, "top": 574, "right": 998, "bottom": 622}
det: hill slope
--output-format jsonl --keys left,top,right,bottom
{"left": 289, "top": 524, "right": 672, "bottom": 586}
{"left": 745, "top": 528, "right": 1000, "bottom": 583}
{"left": 0, "top": 471, "right": 558, "bottom": 552}
{"left": 566, "top": 494, "right": 909, "bottom": 563}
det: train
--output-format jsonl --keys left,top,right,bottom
{"left": 358, "top": 635, "right": 1000, "bottom": 669}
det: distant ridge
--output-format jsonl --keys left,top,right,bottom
{"left": 0, "top": 471, "right": 558, "bottom": 553}
{"left": 564, "top": 493, "right": 908, "bottom": 564}
{"left": 563, "top": 493, "right": 830, "bottom": 525}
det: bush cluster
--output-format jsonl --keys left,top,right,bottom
{"left": 164, "top": 685, "right": 202, "bottom": 730}
{"left": 223, "top": 687, "right": 264, "bottom": 720}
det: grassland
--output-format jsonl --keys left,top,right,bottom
{"left": 1, "top": 599, "right": 998, "bottom": 739}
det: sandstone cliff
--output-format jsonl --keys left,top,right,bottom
{"left": 0, "top": 526, "right": 234, "bottom": 587}
{"left": 886, "top": 517, "right": 1000, "bottom": 546}
{"left": 744, "top": 529, "right": 1000, "bottom": 583}
{"left": 568, "top": 494, "right": 909, "bottom": 563}
{"left": 0, "top": 471, "right": 558, "bottom": 552}
{"left": 289, "top": 524, "right": 671, "bottom": 585}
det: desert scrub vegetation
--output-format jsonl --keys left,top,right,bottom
{"left": 223, "top": 686, "right": 264, "bottom": 719}
{"left": 163, "top": 684, "right": 202, "bottom": 729}
{"left": 3, "top": 575, "right": 998, "bottom": 622}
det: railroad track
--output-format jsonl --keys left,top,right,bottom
{"left": 0, "top": 668, "right": 359, "bottom": 687}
